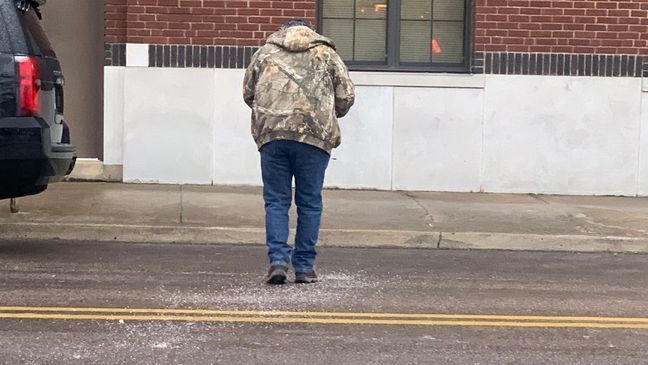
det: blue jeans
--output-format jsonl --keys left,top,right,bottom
{"left": 260, "top": 140, "right": 330, "bottom": 273}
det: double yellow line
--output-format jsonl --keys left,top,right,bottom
{"left": 1, "top": 306, "right": 648, "bottom": 329}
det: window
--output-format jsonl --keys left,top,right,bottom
{"left": 319, "top": 0, "right": 472, "bottom": 72}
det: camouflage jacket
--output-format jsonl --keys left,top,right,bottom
{"left": 243, "top": 26, "right": 355, "bottom": 154}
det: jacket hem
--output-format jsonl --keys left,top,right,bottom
{"left": 256, "top": 132, "right": 335, "bottom": 154}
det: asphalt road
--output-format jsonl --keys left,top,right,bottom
{"left": 1, "top": 240, "right": 647, "bottom": 364}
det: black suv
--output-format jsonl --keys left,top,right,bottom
{"left": 0, "top": 0, "right": 75, "bottom": 200}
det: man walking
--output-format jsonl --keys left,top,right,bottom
{"left": 243, "top": 19, "right": 355, "bottom": 285}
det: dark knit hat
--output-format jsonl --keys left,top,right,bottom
{"left": 282, "top": 18, "right": 312, "bottom": 29}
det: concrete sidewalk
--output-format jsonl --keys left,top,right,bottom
{"left": 2, "top": 182, "right": 648, "bottom": 253}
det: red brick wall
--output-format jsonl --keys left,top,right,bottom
{"left": 105, "top": 0, "right": 127, "bottom": 43}
{"left": 474, "top": 0, "right": 648, "bottom": 55}
{"left": 107, "top": 0, "right": 648, "bottom": 56}
{"left": 105, "top": 0, "right": 316, "bottom": 46}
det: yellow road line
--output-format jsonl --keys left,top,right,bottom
{"left": 1, "top": 306, "right": 648, "bottom": 323}
{"left": 2, "top": 312, "right": 648, "bottom": 329}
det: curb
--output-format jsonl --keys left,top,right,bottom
{"left": 65, "top": 159, "right": 122, "bottom": 182}
{"left": 440, "top": 232, "right": 648, "bottom": 254}
{"left": 1, "top": 222, "right": 648, "bottom": 253}
{"left": 0, "top": 223, "right": 439, "bottom": 249}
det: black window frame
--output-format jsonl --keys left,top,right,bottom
{"left": 317, "top": 0, "right": 473, "bottom": 73}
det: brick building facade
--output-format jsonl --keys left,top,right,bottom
{"left": 105, "top": 0, "right": 648, "bottom": 77}
{"left": 101, "top": 1, "right": 648, "bottom": 195}
{"left": 105, "top": 0, "right": 316, "bottom": 46}
{"left": 476, "top": 0, "right": 648, "bottom": 55}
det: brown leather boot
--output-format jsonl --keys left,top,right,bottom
{"left": 295, "top": 271, "right": 318, "bottom": 284}
{"left": 266, "top": 266, "right": 288, "bottom": 285}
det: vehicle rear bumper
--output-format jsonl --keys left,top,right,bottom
{"left": 0, "top": 117, "right": 76, "bottom": 198}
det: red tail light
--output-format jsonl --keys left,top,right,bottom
{"left": 15, "top": 56, "right": 40, "bottom": 116}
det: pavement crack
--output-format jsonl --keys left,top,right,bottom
{"left": 530, "top": 194, "right": 550, "bottom": 205}
{"left": 402, "top": 192, "right": 435, "bottom": 230}
{"left": 437, "top": 232, "right": 442, "bottom": 248}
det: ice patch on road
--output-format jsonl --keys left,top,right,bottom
{"left": 155, "top": 270, "right": 393, "bottom": 311}
{"left": 212, "top": 270, "right": 387, "bottom": 310}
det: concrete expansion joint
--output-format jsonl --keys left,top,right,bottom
{"left": 179, "top": 185, "right": 184, "bottom": 224}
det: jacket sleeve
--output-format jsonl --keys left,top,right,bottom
{"left": 329, "top": 51, "right": 355, "bottom": 118}
{"left": 243, "top": 51, "right": 261, "bottom": 108}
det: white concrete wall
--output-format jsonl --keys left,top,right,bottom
{"left": 104, "top": 65, "right": 648, "bottom": 196}
{"left": 392, "top": 87, "right": 483, "bottom": 192}
{"left": 327, "top": 86, "right": 393, "bottom": 190}
{"left": 103, "top": 67, "right": 124, "bottom": 166}
{"left": 212, "top": 70, "right": 261, "bottom": 186}
{"left": 483, "top": 76, "right": 642, "bottom": 196}
{"left": 122, "top": 68, "right": 215, "bottom": 184}
{"left": 639, "top": 91, "right": 648, "bottom": 195}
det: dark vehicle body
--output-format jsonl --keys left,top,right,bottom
{"left": 0, "top": 0, "right": 75, "bottom": 200}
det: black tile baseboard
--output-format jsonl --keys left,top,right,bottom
{"left": 105, "top": 43, "right": 126, "bottom": 66}
{"left": 474, "top": 51, "right": 646, "bottom": 77}
{"left": 107, "top": 43, "right": 646, "bottom": 78}
{"left": 149, "top": 45, "right": 258, "bottom": 69}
